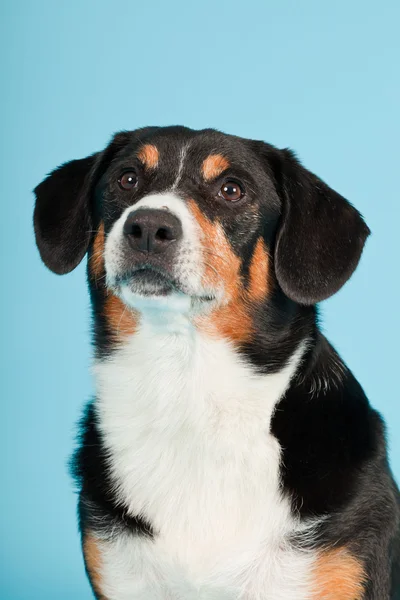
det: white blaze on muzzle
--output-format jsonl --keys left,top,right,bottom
{"left": 104, "top": 192, "right": 207, "bottom": 310}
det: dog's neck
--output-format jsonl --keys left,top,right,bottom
{"left": 96, "top": 287, "right": 318, "bottom": 370}
{"left": 93, "top": 301, "right": 309, "bottom": 440}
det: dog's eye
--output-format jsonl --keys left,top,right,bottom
{"left": 118, "top": 171, "right": 138, "bottom": 190}
{"left": 218, "top": 181, "right": 244, "bottom": 202}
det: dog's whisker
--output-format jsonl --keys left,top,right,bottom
{"left": 203, "top": 261, "right": 222, "bottom": 279}
{"left": 203, "top": 248, "right": 232, "bottom": 267}
{"left": 116, "top": 304, "right": 129, "bottom": 336}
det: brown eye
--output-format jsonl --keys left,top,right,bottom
{"left": 118, "top": 171, "right": 138, "bottom": 190}
{"left": 219, "top": 181, "right": 244, "bottom": 202}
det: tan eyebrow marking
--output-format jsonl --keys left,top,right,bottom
{"left": 137, "top": 144, "right": 159, "bottom": 169}
{"left": 201, "top": 154, "right": 230, "bottom": 181}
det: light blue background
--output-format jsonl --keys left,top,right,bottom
{"left": 1, "top": 1, "right": 399, "bottom": 598}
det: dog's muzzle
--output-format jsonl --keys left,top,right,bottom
{"left": 116, "top": 208, "right": 183, "bottom": 296}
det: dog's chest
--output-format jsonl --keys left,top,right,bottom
{"left": 94, "top": 325, "right": 313, "bottom": 597}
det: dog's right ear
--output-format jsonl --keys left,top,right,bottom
{"left": 33, "top": 132, "right": 130, "bottom": 274}
{"left": 34, "top": 154, "right": 98, "bottom": 274}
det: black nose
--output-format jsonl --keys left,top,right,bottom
{"left": 123, "top": 208, "right": 183, "bottom": 254}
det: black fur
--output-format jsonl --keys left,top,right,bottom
{"left": 34, "top": 154, "right": 97, "bottom": 274}
{"left": 72, "top": 402, "right": 153, "bottom": 538}
{"left": 33, "top": 126, "right": 400, "bottom": 598}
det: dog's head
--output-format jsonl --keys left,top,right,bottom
{"left": 34, "top": 127, "right": 369, "bottom": 349}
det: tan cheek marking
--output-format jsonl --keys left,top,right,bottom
{"left": 188, "top": 200, "right": 228, "bottom": 289}
{"left": 209, "top": 301, "right": 253, "bottom": 344}
{"left": 201, "top": 154, "right": 230, "bottom": 181}
{"left": 188, "top": 200, "right": 239, "bottom": 296}
{"left": 104, "top": 294, "right": 138, "bottom": 339}
{"left": 137, "top": 144, "right": 159, "bottom": 169}
{"left": 188, "top": 200, "right": 253, "bottom": 343}
{"left": 90, "top": 222, "right": 105, "bottom": 280}
{"left": 249, "top": 237, "right": 270, "bottom": 301}
{"left": 313, "top": 548, "right": 366, "bottom": 600}
{"left": 88, "top": 223, "right": 138, "bottom": 339}
{"left": 83, "top": 533, "right": 108, "bottom": 600}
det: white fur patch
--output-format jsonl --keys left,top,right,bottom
{"left": 93, "top": 318, "right": 318, "bottom": 599}
{"left": 171, "top": 143, "right": 190, "bottom": 189}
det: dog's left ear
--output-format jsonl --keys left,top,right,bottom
{"left": 263, "top": 146, "right": 370, "bottom": 305}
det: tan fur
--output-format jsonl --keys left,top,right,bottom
{"left": 90, "top": 222, "right": 105, "bottom": 280}
{"left": 83, "top": 533, "right": 108, "bottom": 599}
{"left": 249, "top": 237, "right": 270, "bottom": 301}
{"left": 104, "top": 294, "right": 138, "bottom": 339}
{"left": 137, "top": 144, "right": 159, "bottom": 169}
{"left": 89, "top": 223, "right": 138, "bottom": 340}
{"left": 189, "top": 200, "right": 253, "bottom": 343}
{"left": 312, "top": 548, "right": 366, "bottom": 599}
{"left": 201, "top": 154, "right": 230, "bottom": 181}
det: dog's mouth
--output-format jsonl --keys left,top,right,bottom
{"left": 115, "top": 266, "right": 178, "bottom": 297}
{"left": 112, "top": 267, "right": 215, "bottom": 303}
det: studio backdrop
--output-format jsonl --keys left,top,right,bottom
{"left": 1, "top": 1, "right": 399, "bottom": 598}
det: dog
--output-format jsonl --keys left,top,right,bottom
{"left": 34, "top": 127, "right": 400, "bottom": 599}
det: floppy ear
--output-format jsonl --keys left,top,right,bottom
{"left": 33, "top": 132, "right": 130, "bottom": 274}
{"left": 34, "top": 154, "right": 99, "bottom": 274}
{"left": 266, "top": 147, "right": 370, "bottom": 305}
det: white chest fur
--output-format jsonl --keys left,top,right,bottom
{"left": 94, "top": 317, "right": 316, "bottom": 599}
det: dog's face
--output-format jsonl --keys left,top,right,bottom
{"left": 95, "top": 129, "right": 282, "bottom": 327}
{"left": 34, "top": 126, "right": 369, "bottom": 354}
